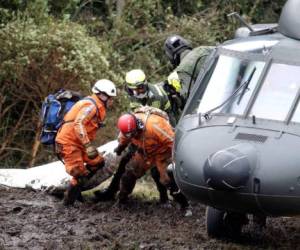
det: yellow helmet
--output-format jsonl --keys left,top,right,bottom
{"left": 125, "top": 69, "right": 146, "bottom": 89}
{"left": 167, "top": 71, "right": 181, "bottom": 92}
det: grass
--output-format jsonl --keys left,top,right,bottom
{"left": 82, "top": 173, "right": 160, "bottom": 202}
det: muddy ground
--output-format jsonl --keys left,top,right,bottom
{"left": 1, "top": 185, "right": 300, "bottom": 250}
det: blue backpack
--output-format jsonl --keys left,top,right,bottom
{"left": 40, "top": 89, "right": 98, "bottom": 145}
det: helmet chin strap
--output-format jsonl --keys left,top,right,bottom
{"left": 97, "top": 93, "right": 109, "bottom": 107}
{"left": 135, "top": 93, "right": 147, "bottom": 99}
{"left": 173, "top": 47, "right": 192, "bottom": 66}
{"left": 133, "top": 90, "right": 148, "bottom": 99}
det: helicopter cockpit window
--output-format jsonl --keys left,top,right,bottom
{"left": 191, "top": 54, "right": 265, "bottom": 115}
{"left": 250, "top": 63, "right": 300, "bottom": 121}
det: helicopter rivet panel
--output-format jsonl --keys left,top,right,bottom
{"left": 234, "top": 133, "right": 268, "bottom": 143}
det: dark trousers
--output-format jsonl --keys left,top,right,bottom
{"left": 104, "top": 147, "right": 168, "bottom": 202}
{"left": 119, "top": 165, "right": 189, "bottom": 208}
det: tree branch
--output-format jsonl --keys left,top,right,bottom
{"left": 0, "top": 101, "right": 29, "bottom": 156}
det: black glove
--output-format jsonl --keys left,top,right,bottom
{"left": 114, "top": 144, "right": 127, "bottom": 156}
{"left": 77, "top": 175, "right": 90, "bottom": 186}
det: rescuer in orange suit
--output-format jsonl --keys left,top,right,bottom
{"left": 115, "top": 110, "right": 191, "bottom": 213}
{"left": 55, "top": 79, "right": 117, "bottom": 205}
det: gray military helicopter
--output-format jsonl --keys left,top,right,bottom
{"left": 172, "top": 0, "right": 300, "bottom": 238}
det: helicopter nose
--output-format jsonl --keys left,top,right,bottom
{"left": 203, "top": 144, "right": 253, "bottom": 191}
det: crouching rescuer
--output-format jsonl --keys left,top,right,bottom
{"left": 55, "top": 79, "right": 117, "bottom": 206}
{"left": 113, "top": 108, "right": 191, "bottom": 213}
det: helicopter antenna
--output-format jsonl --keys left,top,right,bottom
{"left": 227, "top": 12, "right": 254, "bottom": 32}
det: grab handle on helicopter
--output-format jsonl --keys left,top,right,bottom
{"left": 227, "top": 12, "right": 254, "bottom": 32}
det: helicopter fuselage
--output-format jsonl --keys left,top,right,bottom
{"left": 174, "top": 23, "right": 300, "bottom": 217}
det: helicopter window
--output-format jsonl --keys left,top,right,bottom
{"left": 250, "top": 63, "right": 300, "bottom": 121}
{"left": 192, "top": 54, "right": 265, "bottom": 115}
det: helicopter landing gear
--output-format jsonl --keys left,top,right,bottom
{"left": 251, "top": 214, "right": 266, "bottom": 237}
{"left": 206, "top": 206, "right": 248, "bottom": 238}
{"left": 253, "top": 214, "right": 266, "bottom": 228}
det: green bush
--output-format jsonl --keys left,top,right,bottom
{"left": 0, "top": 0, "right": 81, "bottom": 23}
{"left": 0, "top": 17, "right": 121, "bottom": 167}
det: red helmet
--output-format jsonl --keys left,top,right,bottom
{"left": 117, "top": 114, "right": 137, "bottom": 136}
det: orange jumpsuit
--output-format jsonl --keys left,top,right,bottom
{"left": 55, "top": 94, "right": 106, "bottom": 186}
{"left": 118, "top": 112, "right": 174, "bottom": 184}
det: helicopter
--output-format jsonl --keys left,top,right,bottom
{"left": 172, "top": 0, "right": 300, "bottom": 238}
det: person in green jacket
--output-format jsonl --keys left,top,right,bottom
{"left": 164, "top": 34, "right": 214, "bottom": 104}
{"left": 124, "top": 69, "right": 178, "bottom": 126}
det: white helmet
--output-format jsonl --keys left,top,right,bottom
{"left": 92, "top": 79, "right": 117, "bottom": 97}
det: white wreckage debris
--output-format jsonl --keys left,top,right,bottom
{"left": 0, "top": 140, "right": 119, "bottom": 193}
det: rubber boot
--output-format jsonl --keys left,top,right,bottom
{"left": 167, "top": 172, "right": 191, "bottom": 216}
{"left": 150, "top": 167, "right": 169, "bottom": 203}
{"left": 93, "top": 172, "right": 121, "bottom": 202}
{"left": 118, "top": 170, "right": 137, "bottom": 205}
{"left": 63, "top": 184, "right": 82, "bottom": 206}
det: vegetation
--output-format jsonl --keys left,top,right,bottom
{"left": 0, "top": 0, "right": 285, "bottom": 167}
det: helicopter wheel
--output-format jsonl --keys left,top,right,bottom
{"left": 206, "top": 206, "right": 248, "bottom": 238}
{"left": 206, "top": 206, "right": 225, "bottom": 238}
{"left": 251, "top": 214, "right": 266, "bottom": 237}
